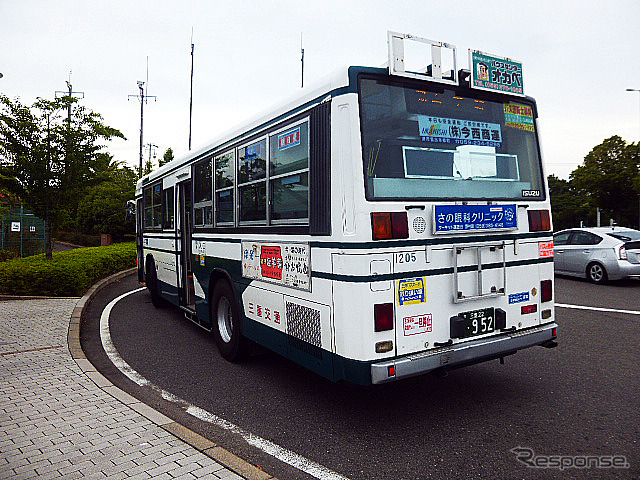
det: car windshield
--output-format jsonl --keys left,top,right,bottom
{"left": 607, "top": 230, "right": 640, "bottom": 242}
{"left": 359, "top": 76, "right": 545, "bottom": 200}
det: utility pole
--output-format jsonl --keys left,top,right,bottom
{"left": 189, "top": 28, "right": 195, "bottom": 151}
{"left": 144, "top": 143, "right": 158, "bottom": 173}
{"left": 129, "top": 64, "right": 157, "bottom": 177}
{"left": 55, "top": 71, "right": 84, "bottom": 127}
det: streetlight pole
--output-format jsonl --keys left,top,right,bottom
{"left": 626, "top": 88, "right": 640, "bottom": 141}
{"left": 626, "top": 88, "right": 640, "bottom": 228}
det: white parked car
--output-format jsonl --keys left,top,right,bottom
{"left": 553, "top": 227, "right": 640, "bottom": 283}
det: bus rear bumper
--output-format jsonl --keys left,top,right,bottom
{"left": 370, "top": 323, "right": 558, "bottom": 384}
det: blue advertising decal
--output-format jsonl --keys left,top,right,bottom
{"left": 509, "top": 292, "right": 530, "bottom": 304}
{"left": 417, "top": 115, "right": 502, "bottom": 148}
{"left": 434, "top": 204, "right": 517, "bottom": 233}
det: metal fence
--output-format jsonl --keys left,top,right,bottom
{"left": 0, "top": 207, "right": 46, "bottom": 258}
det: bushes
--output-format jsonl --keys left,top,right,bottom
{"left": 0, "top": 242, "right": 136, "bottom": 297}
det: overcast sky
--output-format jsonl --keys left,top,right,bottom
{"left": 2, "top": 1, "right": 639, "bottom": 179}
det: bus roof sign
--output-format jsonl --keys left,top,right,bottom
{"left": 387, "top": 31, "right": 458, "bottom": 86}
{"left": 469, "top": 49, "right": 524, "bottom": 96}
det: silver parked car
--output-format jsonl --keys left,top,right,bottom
{"left": 553, "top": 227, "right": 640, "bottom": 283}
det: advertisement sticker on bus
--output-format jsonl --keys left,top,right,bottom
{"left": 242, "top": 240, "right": 310, "bottom": 290}
{"left": 504, "top": 103, "right": 534, "bottom": 132}
{"left": 509, "top": 291, "right": 530, "bottom": 304}
{"left": 539, "top": 241, "right": 554, "bottom": 258}
{"left": 403, "top": 314, "right": 432, "bottom": 336}
{"left": 397, "top": 277, "right": 427, "bottom": 305}
{"left": 434, "top": 204, "right": 517, "bottom": 233}
{"left": 278, "top": 126, "right": 301, "bottom": 150}
{"left": 470, "top": 50, "right": 524, "bottom": 95}
{"left": 260, "top": 246, "right": 283, "bottom": 280}
{"left": 417, "top": 116, "right": 502, "bottom": 148}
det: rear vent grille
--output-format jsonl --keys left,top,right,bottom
{"left": 286, "top": 302, "right": 321, "bottom": 347}
{"left": 413, "top": 216, "right": 427, "bottom": 234}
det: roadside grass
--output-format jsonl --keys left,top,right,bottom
{"left": 0, "top": 242, "right": 136, "bottom": 297}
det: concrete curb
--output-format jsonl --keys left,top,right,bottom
{"left": 68, "top": 268, "right": 277, "bottom": 480}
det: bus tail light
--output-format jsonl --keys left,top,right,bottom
{"left": 528, "top": 210, "right": 551, "bottom": 232}
{"left": 371, "top": 212, "right": 409, "bottom": 240}
{"left": 374, "top": 303, "right": 394, "bottom": 332}
{"left": 541, "top": 280, "right": 553, "bottom": 302}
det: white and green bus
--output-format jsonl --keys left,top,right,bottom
{"left": 135, "top": 32, "right": 557, "bottom": 385}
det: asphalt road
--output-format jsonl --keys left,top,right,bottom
{"left": 82, "top": 274, "right": 640, "bottom": 480}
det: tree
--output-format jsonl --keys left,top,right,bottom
{"left": 547, "top": 174, "right": 594, "bottom": 230}
{"left": 570, "top": 136, "right": 639, "bottom": 227}
{"left": 76, "top": 165, "right": 136, "bottom": 238}
{"left": 0, "top": 95, "right": 125, "bottom": 258}
{"left": 159, "top": 147, "right": 174, "bottom": 167}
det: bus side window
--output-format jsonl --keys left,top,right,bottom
{"left": 238, "top": 139, "right": 267, "bottom": 223}
{"left": 143, "top": 183, "right": 162, "bottom": 230}
{"left": 162, "top": 187, "right": 174, "bottom": 229}
{"left": 215, "top": 151, "right": 235, "bottom": 225}
{"left": 269, "top": 122, "right": 309, "bottom": 222}
{"left": 193, "top": 158, "right": 213, "bottom": 227}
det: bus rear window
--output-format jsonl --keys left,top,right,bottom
{"left": 359, "top": 77, "right": 544, "bottom": 200}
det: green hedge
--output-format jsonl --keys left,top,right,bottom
{"left": 0, "top": 242, "right": 136, "bottom": 297}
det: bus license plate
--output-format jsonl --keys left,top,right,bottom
{"left": 459, "top": 307, "right": 495, "bottom": 338}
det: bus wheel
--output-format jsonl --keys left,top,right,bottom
{"left": 211, "top": 280, "right": 247, "bottom": 362}
{"left": 145, "top": 257, "right": 164, "bottom": 308}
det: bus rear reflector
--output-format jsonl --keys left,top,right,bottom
{"left": 374, "top": 303, "right": 394, "bottom": 332}
{"left": 541, "top": 280, "right": 553, "bottom": 302}
{"left": 375, "top": 341, "right": 393, "bottom": 353}
{"left": 371, "top": 212, "right": 409, "bottom": 240}
{"left": 528, "top": 210, "right": 551, "bottom": 232}
{"left": 521, "top": 304, "right": 538, "bottom": 314}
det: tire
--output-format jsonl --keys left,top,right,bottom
{"left": 586, "top": 262, "right": 608, "bottom": 284}
{"left": 145, "top": 257, "right": 165, "bottom": 308}
{"left": 211, "top": 280, "right": 247, "bottom": 362}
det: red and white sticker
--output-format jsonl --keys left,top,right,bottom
{"left": 403, "top": 314, "right": 432, "bottom": 336}
{"left": 539, "top": 241, "right": 554, "bottom": 258}
{"left": 260, "top": 246, "right": 283, "bottom": 280}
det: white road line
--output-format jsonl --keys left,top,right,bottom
{"left": 187, "top": 406, "right": 351, "bottom": 480}
{"left": 100, "top": 287, "right": 150, "bottom": 387}
{"left": 100, "top": 287, "right": 351, "bottom": 480}
{"left": 556, "top": 303, "right": 640, "bottom": 315}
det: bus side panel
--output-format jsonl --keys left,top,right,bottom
{"left": 331, "top": 253, "right": 396, "bottom": 365}
{"left": 143, "top": 238, "right": 180, "bottom": 306}
{"left": 241, "top": 285, "right": 335, "bottom": 381}
{"left": 192, "top": 244, "right": 242, "bottom": 327}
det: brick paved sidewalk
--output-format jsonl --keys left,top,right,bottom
{"left": 0, "top": 297, "right": 246, "bottom": 480}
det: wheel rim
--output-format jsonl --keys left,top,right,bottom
{"left": 590, "top": 264, "right": 603, "bottom": 282}
{"left": 217, "top": 296, "right": 233, "bottom": 343}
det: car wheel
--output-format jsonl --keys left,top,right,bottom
{"left": 586, "top": 262, "right": 608, "bottom": 284}
{"left": 211, "top": 280, "right": 247, "bottom": 362}
{"left": 145, "top": 256, "right": 165, "bottom": 307}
